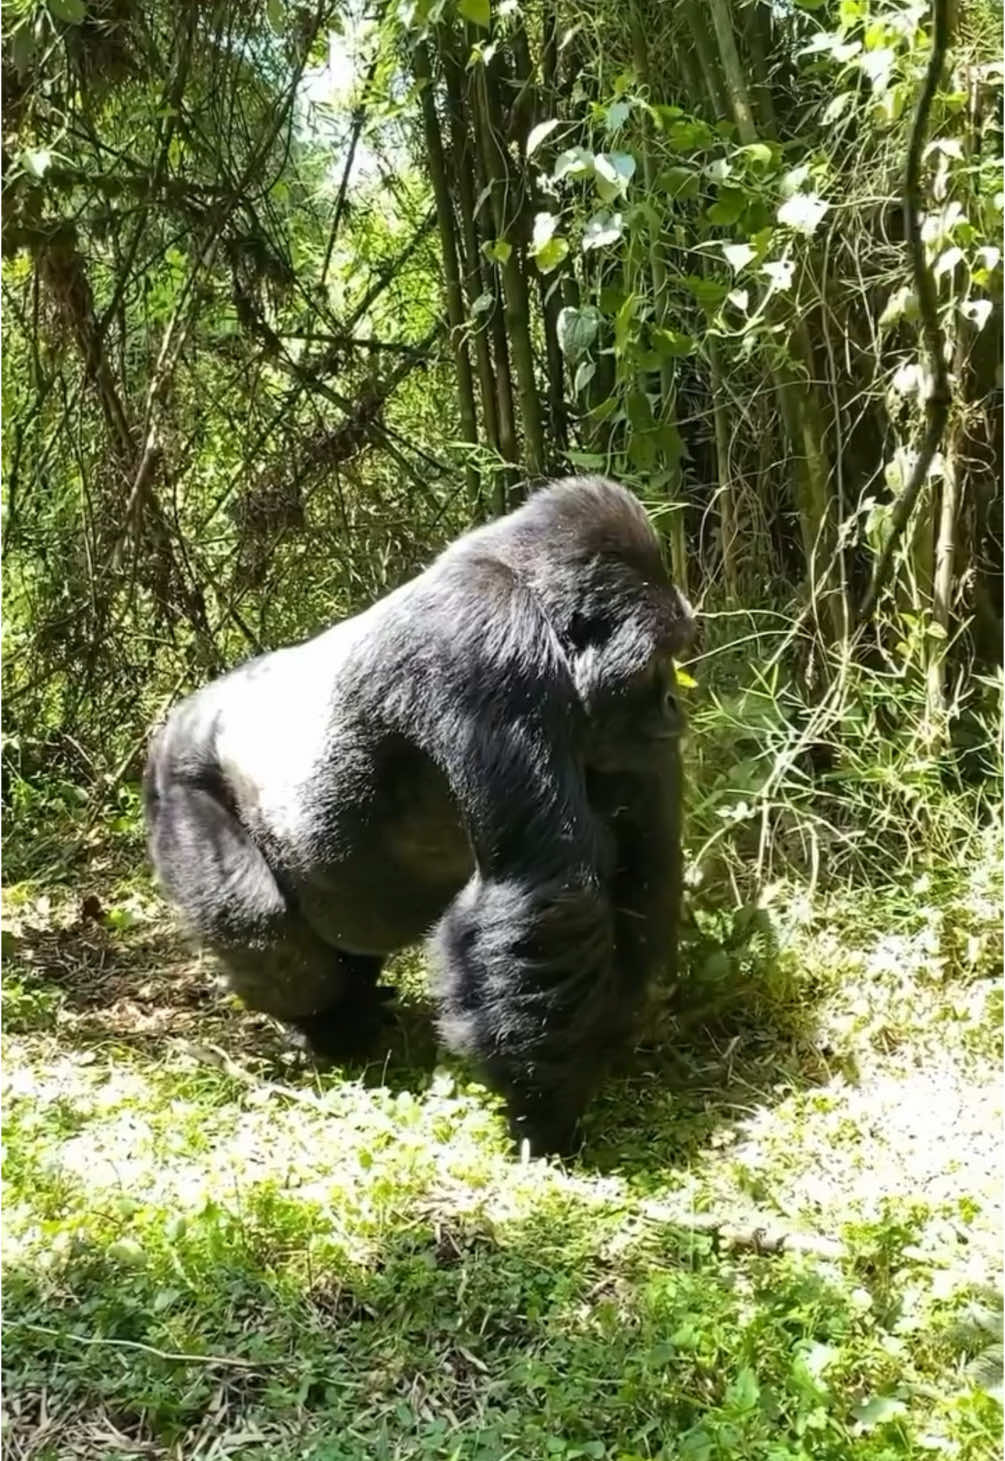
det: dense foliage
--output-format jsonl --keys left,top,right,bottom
{"left": 2, "top": 1, "right": 1002, "bottom": 876}
{"left": 3, "top": 6, "right": 1003, "bottom": 1458}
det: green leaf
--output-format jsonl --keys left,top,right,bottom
{"left": 666, "top": 119, "right": 716, "bottom": 152}
{"left": 683, "top": 275, "right": 727, "bottom": 313}
{"left": 779, "top": 164, "right": 811, "bottom": 198}
{"left": 266, "top": 0, "right": 284, "bottom": 31}
{"left": 605, "top": 99, "right": 631, "bottom": 131}
{"left": 50, "top": 0, "right": 86, "bottom": 21}
{"left": 626, "top": 390, "right": 654, "bottom": 432}
{"left": 933, "top": 245, "right": 963, "bottom": 279}
{"left": 739, "top": 142, "right": 773, "bottom": 166}
{"left": 655, "top": 421, "right": 683, "bottom": 461}
{"left": 721, "top": 242, "right": 754, "bottom": 271}
{"left": 23, "top": 149, "right": 52, "bottom": 180}
{"left": 526, "top": 119, "right": 559, "bottom": 157}
{"left": 879, "top": 286, "right": 917, "bottom": 327}
{"left": 553, "top": 147, "right": 595, "bottom": 182}
{"left": 651, "top": 327, "right": 695, "bottom": 358}
{"left": 107, "top": 1238, "right": 145, "bottom": 1266}
{"left": 648, "top": 104, "right": 685, "bottom": 131}
{"left": 532, "top": 211, "right": 558, "bottom": 247}
{"left": 481, "top": 238, "right": 512, "bottom": 265}
{"left": 535, "top": 236, "right": 569, "bottom": 273}
{"left": 628, "top": 432, "right": 656, "bottom": 470}
{"left": 960, "top": 299, "right": 993, "bottom": 330}
{"left": 11, "top": 25, "right": 36, "bottom": 75}
{"left": 706, "top": 187, "right": 747, "bottom": 227}
{"left": 573, "top": 360, "right": 595, "bottom": 394}
{"left": 457, "top": 0, "right": 490, "bottom": 26}
{"left": 675, "top": 667, "right": 698, "bottom": 689}
{"left": 762, "top": 259, "right": 795, "bottom": 291}
{"left": 472, "top": 292, "right": 493, "bottom": 315}
{"left": 593, "top": 151, "right": 636, "bottom": 204}
{"left": 531, "top": 212, "right": 569, "bottom": 272}
{"left": 823, "top": 92, "right": 856, "bottom": 124}
{"left": 726, "top": 1368, "right": 760, "bottom": 1410}
{"left": 581, "top": 210, "right": 624, "bottom": 251}
{"left": 613, "top": 293, "right": 636, "bottom": 355}
{"left": 598, "top": 284, "right": 625, "bottom": 315}
{"left": 777, "top": 193, "right": 829, "bottom": 235}
{"left": 557, "top": 305, "right": 602, "bottom": 361}
{"left": 852, "top": 1395, "right": 907, "bottom": 1430}
{"left": 655, "top": 166, "right": 699, "bottom": 200}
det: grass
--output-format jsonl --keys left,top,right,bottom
{"left": 3, "top": 628, "right": 1002, "bottom": 1458}
{"left": 2, "top": 822, "right": 1002, "bottom": 1461}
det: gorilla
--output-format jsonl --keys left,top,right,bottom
{"left": 144, "top": 476, "right": 694, "bottom": 1154}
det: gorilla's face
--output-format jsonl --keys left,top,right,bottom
{"left": 582, "top": 650, "right": 684, "bottom": 773}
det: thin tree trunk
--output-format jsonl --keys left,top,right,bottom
{"left": 472, "top": 60, "right": 546, "bottom": 482}
{"left": 926, "top": 451, "right": 958, "bottom": 719}
{"left": 706, "top": 0, "right": 844, "bottom": 639}
{"left": 442, "top": 38, "right": 500, "bottom": 461}
{"left": 685, "top": 1, "right": 730, "bottom": 118}
{"left": 630, "top": 0, "right": 688, "bottom": 597}
{"left": 515, "top": 9, "right": 567, "bottom": 465}
{"left": 707, "top": 0, "right": 758, "bottom": 143}
{"left": 708, "top": 336, "right": 738, "bottom": 597}
{"left": 413, "top": 40, "right": 481, "bottom": 509}
{"left": 742, "top": 2, "right": 778, "bottom": 138}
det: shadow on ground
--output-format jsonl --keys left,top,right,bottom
{"left": 6, "top": 894, "right": 831, "bottom": 1175}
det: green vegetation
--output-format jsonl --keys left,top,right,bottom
{"left": 2, "top": 0, "right": 1002, "bottom": 1455}
{"left": 3, "top": 799, "right": 1002, "bottom": 1456}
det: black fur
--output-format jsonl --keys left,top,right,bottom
{"left": 144, "top": 476, "right": 694, "bottom": 1154}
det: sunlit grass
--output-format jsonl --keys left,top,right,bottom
{"left": 3, "top": 821, "right": 1001, "bottom": 1459}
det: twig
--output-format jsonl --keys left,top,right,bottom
{"left": 641, "top": 1201, "right": 983, "bottom": 1287}
{"left": 857, "top": 0, "right": 953, "bottom": 625}
{"left": 11, "top": 1323, "right": 273, "bottom": 1370}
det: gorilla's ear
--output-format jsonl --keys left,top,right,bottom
{"left": 666, "top": 587, "right": 696, "bottom": 655}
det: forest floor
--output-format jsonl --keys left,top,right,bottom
{"left": 3, "top": 851, "right": 1003, "bottom": 1461}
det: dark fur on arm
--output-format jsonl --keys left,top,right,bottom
{"left": 425, "top": 560, "right": 643, "bottom": 1155}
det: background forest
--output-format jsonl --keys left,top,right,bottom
{"left": 2, "top": 1, "right": 1004, "bottom": 1458}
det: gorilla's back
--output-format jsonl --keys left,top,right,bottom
{"left": 204, "top": 603, "right": 472, "bottom": 956}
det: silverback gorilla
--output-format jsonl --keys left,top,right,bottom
{"left": 144, "top": 476, "right": 694, "bottom": 1154}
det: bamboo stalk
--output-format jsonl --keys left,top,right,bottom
{"left": 742, "top": 1, "right": 778, "bottom": 139}
{"left": 707, "top": 0, "right": 758, "bottom": 143}
{"left": 708, "top": 335, "right": 738, "bottom": 597}
{"left": 705, "top": 0, "right": 844, "bottom": 639}
{"left": 631, "top": 0, "right": 688, "bottom": 597}
{"left": 413, "top": 40, "right": 481, "bottom": 509}
{"left": 471, "top": 57, "right": 546, "bottom": 482}
{"left": 858, "top": 0, "right": 953, "bottom": 624}
{"left": 685, "top": 1, "right": 730, "bottom": 118}
{"left": 442, "top": 36, "right": 500, "bottom": 462}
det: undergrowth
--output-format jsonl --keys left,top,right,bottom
{"left": 3, "top": 616, "right": 1002, "bottom": 1459}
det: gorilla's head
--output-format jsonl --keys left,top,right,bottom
{"left": 479, "top": 476, "right": 694, "bottom": 768}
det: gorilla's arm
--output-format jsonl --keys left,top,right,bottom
{"left": 590, "top": 743, "right": 684, "bottom": 989}
{"left": 425, "top": 562, "right": 635, "bottom": 1155}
